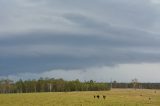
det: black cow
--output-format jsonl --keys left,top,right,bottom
{"left": 103, "top": 95, "right": 106, "bottom": 99}
{"left": 97, "top": 95, "right": 100, "bottom": 99}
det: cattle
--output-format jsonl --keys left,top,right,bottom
{"left": 103, "top": 95, "right": 106, "bottom": 99}
{"left": 97, "top": 95, "right": 100, "bottom": 99}
{"left": 94, "top": 95, "right": 96, "bottom": 98}
{"left": 148, "top": 97, "right": 152, "bottom": 104}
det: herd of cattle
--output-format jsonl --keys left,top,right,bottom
{"left": 93, "top": 95, "right": 106, "bottom": 99}
{"left": 92, "top": 90, "right": 157, "bottom": 105}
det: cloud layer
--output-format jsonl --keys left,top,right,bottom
{"left": 1, "top": 0, "right": 160, "bottom": 81}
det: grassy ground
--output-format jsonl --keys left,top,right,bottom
{"left": 0, "top": 89, "right": 160, "bottom": 106}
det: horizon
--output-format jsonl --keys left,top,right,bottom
{"left": 1, "top": 0, "right": 160, "bottom": 82}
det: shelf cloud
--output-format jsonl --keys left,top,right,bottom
{"left": 1, "top": 0, "right": 160, "bottom": 82}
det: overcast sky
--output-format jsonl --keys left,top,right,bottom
{"left": 1, "top": 0, "right": 160, "bottom": 82}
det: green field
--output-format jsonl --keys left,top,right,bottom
{"left": 0, "top": 89, "right": 160, "bottom": 106}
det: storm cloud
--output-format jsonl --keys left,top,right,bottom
{"left": 1, "top": 0, "right": 160, "bottom": 81}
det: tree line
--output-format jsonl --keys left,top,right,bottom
{"left": 112, "top": 80, "right": 160, "bottom": 89}
{"left": 0, "top": 78, "right": 110, "bottom": 94}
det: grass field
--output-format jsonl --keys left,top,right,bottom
{"left": 0, "top": 89, "right": 160, "bottom": 106}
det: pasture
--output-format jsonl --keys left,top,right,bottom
{"left": 0, "top": 89, "right": 160, "bottom": 106}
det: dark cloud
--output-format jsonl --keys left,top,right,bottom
{"left": 0, "top": 0, "right": 160, "bottom": 78}
{"left": 0, "top": 29, "right": 160, "bottom": 76}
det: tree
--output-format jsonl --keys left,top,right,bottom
{"left": 132, "top": 78, "right": 138, "bottom": 90}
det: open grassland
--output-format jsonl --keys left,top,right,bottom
{"left": 0, "top": 89, "right": 160, "bottom": 106}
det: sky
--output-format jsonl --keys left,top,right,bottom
{"left": 1, "top": 0, "right": 160, "bottom": 82}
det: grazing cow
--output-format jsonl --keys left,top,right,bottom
{"left": 148, "top": 97, "right": 152, "bottom": 103}
{"left": 103, "top": 95, "right": 106, "bottom": 99}
{"left": 97, "top": 95, "right": 100, "bottom": 99}
{"left": 94, "top": 95, "right": 96, "bottom": 98}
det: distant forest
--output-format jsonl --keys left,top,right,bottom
{"left": 0, "top": 78, "right": 110, "bottom": 93}
{"left": 112, "top": 81, "right": 160, "bottom": 89}
{"left": 0, "top": 78, "right": 160, "bottom": 94}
